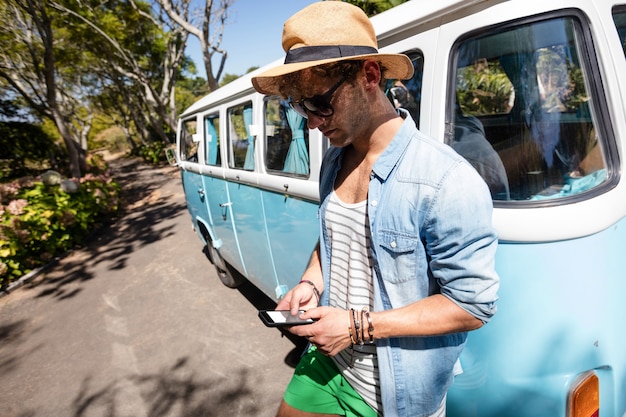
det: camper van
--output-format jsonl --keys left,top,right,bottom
{"left": 174, "top": 0, "right": 626, "bottom": 415}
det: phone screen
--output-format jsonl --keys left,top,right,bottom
{"left": 259, "top": 310, "right": 314, "bottom": 327}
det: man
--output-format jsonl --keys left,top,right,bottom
{"left": 252, "top": 2, "right": 500, "bottom": 416}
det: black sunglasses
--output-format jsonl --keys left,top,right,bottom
{"left": 289, "top": 75, "right": 348, "bottom": 119}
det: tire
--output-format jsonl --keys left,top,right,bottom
{"left": 206, "top": 239, "right": 243, "bottom": 288}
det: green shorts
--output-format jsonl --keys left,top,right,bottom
{"left": 283, "top": 347, "right": 378, "bottom": 417}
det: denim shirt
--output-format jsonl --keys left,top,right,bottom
{"left": 317, "top": 112, "right": 500, "bottom": 417}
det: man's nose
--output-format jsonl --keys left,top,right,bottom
{"left": 306, "top": 113, "right": 326, "bottom": 130}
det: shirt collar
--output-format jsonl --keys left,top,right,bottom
{"left": 371, "top": 109, "right": 415, "bottom": 181}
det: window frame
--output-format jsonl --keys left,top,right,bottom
{"left": 263, "top": 96, "right": 311, "bottom": 179}
{"left": 226, "top": 100, "right": 255, "bottom": 171}
{"left": 203, "top": 112, "right": 221, "bottom": 167}
{"left": 179, "top": 117, "right": 199, "bottom": 163}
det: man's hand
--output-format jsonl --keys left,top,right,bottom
{"left": 275, "top": 282, "right": 319, "bottom": 315}
{"left": 288, "top": 307, "right": 352, "bottom": 356}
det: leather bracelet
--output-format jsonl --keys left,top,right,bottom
{"left": 352, "top": 308, "right": 362, "bottom": 345}
{"left": 360, "top": 308, "right": 366, "bottom": 345}
{"left": 299, "top": 279, "right": 320, "bottom": 305}
{"left": 363, "top": 307, "right": 374, "bottom": 342}
{"left": 348, "top": 308, "right": 357, "bottom": 345}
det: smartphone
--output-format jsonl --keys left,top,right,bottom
{"left": 258, "top": 310, "right": 315, "bottom": 327}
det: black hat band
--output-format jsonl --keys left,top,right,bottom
{"left": 284, "top": 45, "right": 378, "bottom": 64}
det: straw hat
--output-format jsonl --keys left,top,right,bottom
{"left": 251, "top": 1, "right": 414, "bottom": 96}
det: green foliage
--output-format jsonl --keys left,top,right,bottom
{"left": 0, "top": 122, "right": 57, "bottom": 180}
{"left": 343, "top": 0, "right": 407, "bottom": 16}
{"left": 139, "top": 141, "right": 167, "bottom": 164}
{"left": 92, "top": 127, "right": 129, "bottom": 154}
{"left": 0, "top": 167, "right": 120, "bottom": 288}
{"left": 219, "top": 73, "right": 240, "bottom": 87}
{"left": 219, "top": 67, "right": 258, "bottom": 88}
{"left": 456, "top": 59, "right": 514, "bottom": 116}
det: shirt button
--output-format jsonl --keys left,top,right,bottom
{"left": 391, "top": 240, "right": 397, "bottom": 248}
{"left": 371, "top": 200, "right": 378, "bottom": 207}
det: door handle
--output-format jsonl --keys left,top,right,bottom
{"left": 219, "top": 202, "right": 232, "bottom": 220}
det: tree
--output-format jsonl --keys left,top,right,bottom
{"left": 219, "top": 66, "right": 258, "bottom": 88}
{"left": 0, "top": 0, "right": 193, "bottom": 177}
{"left": 156, "top": 0, "right": 234, "bottom": 92}
{"left": 51, "top": 0, "right": 188, "bottom": 144}
{"left": 0, "top": 0, "right": 90, "bottom": 178}
{"left": 343, "top": 0, "right": 408, "bottom": 16}
{"left": 0, "top": 121, "right": 56, "bottom": 178}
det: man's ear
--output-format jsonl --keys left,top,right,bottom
{"left": 362, "top": 60, "right": 382, "bottom": 90}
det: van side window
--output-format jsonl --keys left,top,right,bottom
{"left": 264, "top": 97, "right": 310, "bottom": 177}
{"left": 204, "top": 113, "right": 221, "bottom": 166}
{"left": 227, "top": 102, "right": 254, "bottom": 170}
{"left": 613, "top": 7, "right": 626, "bottom": 58}
{"left": 180, "top": 119, "right": 198, "bottom": 163}
{"left": 449, "top": 14, "right": 609, "bottom": 202}
{"left": 386, "top": 50, "right": 423, "bottom": 128}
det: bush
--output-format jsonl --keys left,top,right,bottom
{"left": 0, "top": 122, "right": 57, "bottom": 180}
{"left": 0, "top": 169, "right": 120, "bottom": 289}
{"left": 139, "top": 141, "right": 167, "bottom": 164}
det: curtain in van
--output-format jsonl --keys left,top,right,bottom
{"left": 243, "top": 107, "right": 255, "bottom": 170}
{"left": 283, "top": 109, "right": 309, "bottom": 175}
{"left": 206, "top": 118, "right": 218, "bottom": 165}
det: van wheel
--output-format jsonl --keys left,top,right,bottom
{"left": 207, "top": 242, "right": 243, "bottom": 288}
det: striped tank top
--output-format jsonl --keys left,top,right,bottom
{"left": 325, "top": 190, "right": 381, "bottom": 413}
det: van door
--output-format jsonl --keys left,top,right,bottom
{"left": 225, "top": 101, "right": 279, "bottom": 297}
{"left": 197, "top": 112, "right": 246, "bottom": 281}
{"left": 178, "top": 118, "right": 210, "bottom": 242}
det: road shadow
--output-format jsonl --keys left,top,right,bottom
{"left": 70, "top": 357, "right": 265, "bottom": 417}
{"left": 27, "top": 157, "right": 187, "bottom": 301}
{"left": 202, "top": 252, "right": 308, "bottom": 368}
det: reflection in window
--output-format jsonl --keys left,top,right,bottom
{"left": 205, "top": 114, "right": 221, "bottom": 166}
{"left": 180, "top": 119, "right": 198, "bottom": 162}
{"left": 386, "top": 50, "right": 423, "bottom": 127}
{"left": 227, "top": 102, "right": 254, "bottom": 170}
{"left": 613, "top": 7, "right": 626, "bottom": 58}
{"left": 450, "top": 16, "right": 608, "bottom": 202}
{"left": 264, "top": 97, "right": 310, "bottom": 177}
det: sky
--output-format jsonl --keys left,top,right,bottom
{"left": 187, "top": 0, "right": 318, "bottom": 79}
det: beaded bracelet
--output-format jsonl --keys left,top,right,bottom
{"left": 299, "top": 279, "right": 320, "bottom": 305}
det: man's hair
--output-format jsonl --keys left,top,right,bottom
{"left": 276, "top": 60, "right": 386, "bottom": 98}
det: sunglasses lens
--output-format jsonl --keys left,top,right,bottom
{"left": 289, "top": 75, "right": 346, "bottom": 118}
{"left": 303, "top": 98, "right": 333, "bottom": 117}
{"left": 289, "top": 101, "right": 309, "bottom": 118}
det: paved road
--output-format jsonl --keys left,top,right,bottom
{"left": 0, "top": 157, "right": 303, "bottom": 417}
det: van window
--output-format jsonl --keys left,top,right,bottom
{"left": 386, "top": 50, "right": 423, "bottom": 127}
{"left": 227, "top": 102, "right": 254, "bottom": 170}
{"left": 204, "top": 113, "right": 221, "bottom": 166}
{"left": 449, "top": 14, "right": 609, "bottom": 202}
{"left": 613, "top": 6, "right": 626, "bottom": 58}
{"left": 180, "top": 119, "right": 199, "bottom": 162}
{"left": 264, "top": 97, "right": 310, "bottom": 177}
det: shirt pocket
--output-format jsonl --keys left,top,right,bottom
{"left": 377, "top": 230, "right": 421, "bottom": 284}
